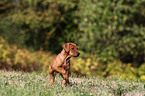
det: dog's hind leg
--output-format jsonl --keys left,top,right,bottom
{"left": 49, "top": 66, "right": 55, "bottom": 85}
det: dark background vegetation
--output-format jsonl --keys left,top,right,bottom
{"left": 0, "top": 0, "right": 144, "bottom": 81}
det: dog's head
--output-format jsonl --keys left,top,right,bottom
{"left": 62, "top": 43, "right": 80, "bottom": 57}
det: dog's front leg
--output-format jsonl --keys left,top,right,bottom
{"left": 61, "top": 73, "right": 69, "bottom": 87}
{"left": 54, "top": 67, "right": 68, "bottom": 87}
{"left": 65, "top": 70, "right": 70, "bottom": 84}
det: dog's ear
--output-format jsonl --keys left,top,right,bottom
{"left": 62, "top": 43, "right": 70, "bottom": 52}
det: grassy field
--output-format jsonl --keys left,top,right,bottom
{"left": 0, "top": 70, "right": 144, "bottom": 96}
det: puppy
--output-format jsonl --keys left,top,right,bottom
{"left": 49, "top": 43, "right": 80, "bottom": 87}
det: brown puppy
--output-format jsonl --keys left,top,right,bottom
{"left": 49, "top": 43, "right": 80, "bottom": 87}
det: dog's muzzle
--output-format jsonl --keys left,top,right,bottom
{"left": 75, "top": 52, "right": 80, "bottom": 57}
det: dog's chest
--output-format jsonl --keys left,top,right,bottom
{"left": 62, "top": 58, "right": 70, "bottom": 70}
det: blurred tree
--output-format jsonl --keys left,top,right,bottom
{"left": 0, "top": 0, "right": 14, "bottom": 17}
{"left": 70, "top": 0, "right": 145, "bottom": 65}
{"left": 11, "top": 0, "right": 79, "bottom": 53}
{"left": 0, "top": 0, "right": 144, "bottom": 65}
{"left": 0, "top": 0, "right": 144, "bottom": 78}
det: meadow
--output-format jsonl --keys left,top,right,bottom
{"left": 0, "top": 70, "right": 144, "bottom": 96}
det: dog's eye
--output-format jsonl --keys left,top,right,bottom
{"left": 71, "top": 47, "right": 74, "bottom": 50}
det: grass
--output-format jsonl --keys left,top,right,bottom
{"left": 0, "top": 70, "right": 144, "bottom": 96}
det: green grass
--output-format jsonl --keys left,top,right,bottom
{"left": 0, "top": 70, "right": 144, "bottom": 96}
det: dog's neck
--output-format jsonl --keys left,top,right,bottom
{"left": 60, "top": 49, "right": 71, "bottom": 61}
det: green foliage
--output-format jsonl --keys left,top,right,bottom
{"left": 0, "top": 37, "right": 144, "bottom": 81}
{"left": 10, "top": 0, "right": 78, "bottom": 52}
{"left": 0, "top": 37, "right": 53, "bottom": 72}
{"left": 0, "top": 0, "right": 144, "bottom": 64}
{"left": 138, "top": 64, "right": 145, "bottom": 76}
{"left": 71, "top": 55, "right": 143, "bottom": 81}
{"left": 0, "top": 0, "right": 14, "bottom": 17}
{"left": 71, "top": 0, "right": 145, "bottom": 64}
{"left": 0, "top": 38, "right": 11, "bottom": 65}
{"left": 105, "top": 60, "right": 137, "bottom": 80}
{"left": 0, "top": 17, "right": 25, "bottom": 47}
{"left": 138, "top": 64, "right": 145, "bottom": 82}
{"left": 0, "top": 71, "right": 144, "bottom": 96}
{"left": 95, "top": 46, "right": 118, "bottom": 63}
{"left": 0, "top": 0, "right": 144, "bottom": 79}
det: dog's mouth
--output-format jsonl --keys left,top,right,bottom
{"left": 74, "top": 52, "right": 80, "bottom": 57}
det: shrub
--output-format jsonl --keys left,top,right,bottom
{"left": 0, "top": 17, "right": 25, "bottom": 47}
{"left": 1, "top": 0, "right": 144, "bottom": 65}
{"left": 0, "top": 37, "right": 144, "bottom": 81}
{"left": 105, "top": 60, "right": 138, "bottom": 80}
{"left": 11, "top": 0, "right": 78, "bottom": 52}
{"left": 0, "top": 0, "right": 144, "bottom": 80}
{"left": 0, "top": 37, "right": 54, "bottom": 72}
{"left": 138, "top": 64, "right": 145, "bottom": 82}
{"left": 71, "top": 0, "right": 145, "bottom": 64}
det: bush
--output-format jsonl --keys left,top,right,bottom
{"left": 0, "top": 37, "right": 54, "bottom": 72}
{"left": 138, "top": 64, "right": 145, "bottom": 82}
{"left": 0, "top": 17, "right": 25, "bottom": 47}
{"left": 0, "top": 0, "right": 144, "bottom": 65}
{"left": 11, "top": 0, "right": 78, "bottom": 52}
{"left": 71, "top": 0, "right": 145, "bottom": 65}
{"left": 71, "top": 58, "right": 142, "bottom": 81}
{"left": 0, "top": 0, "right": 144, "bottom": 80}
{"left": 105, "top": 60, "right": 138, "bottom": 80}
{"left": 0, "top": 37, "right": 144, "bottom": 81}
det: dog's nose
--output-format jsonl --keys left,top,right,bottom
{"left": 77, "top": 52, "right": 80, "bottom": 56}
